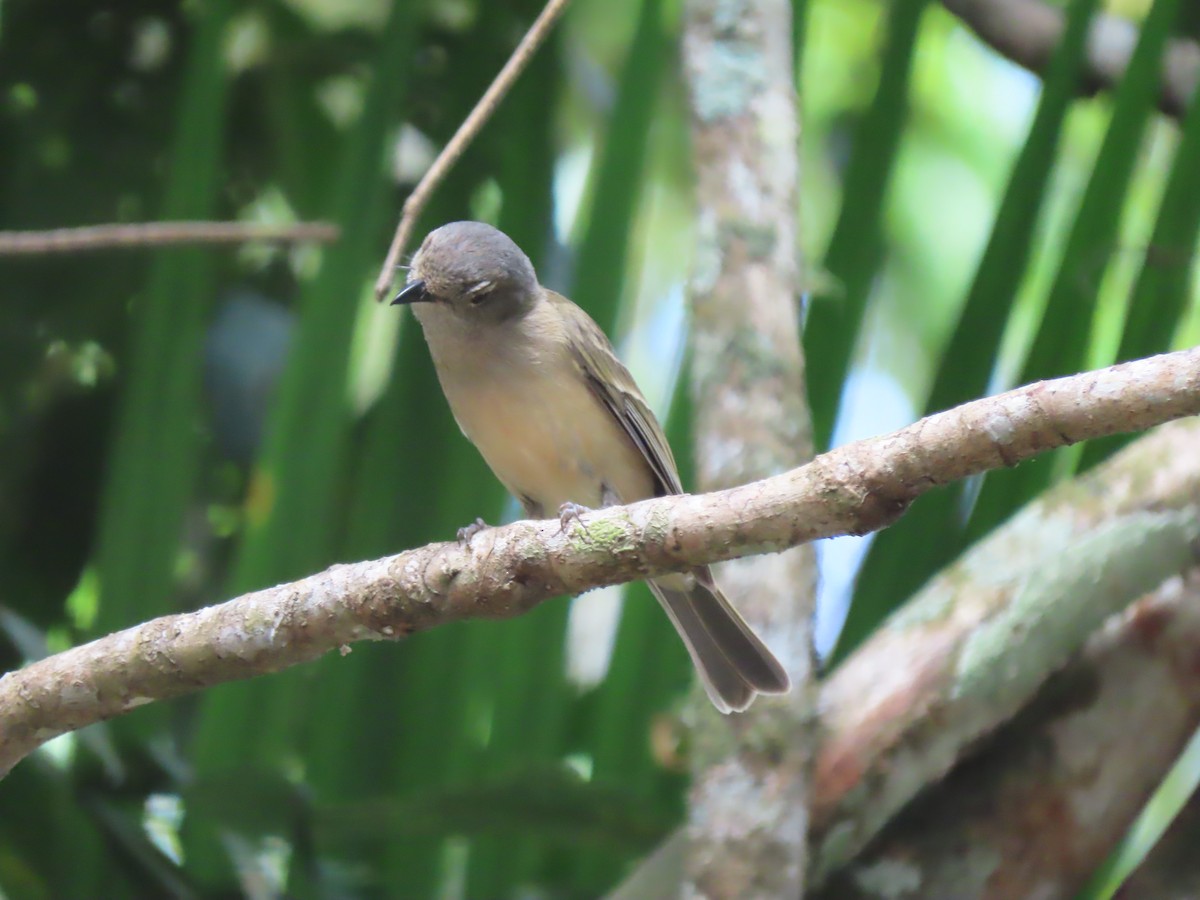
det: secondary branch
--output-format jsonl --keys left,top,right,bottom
{"left": 0, "top": 221, "right": 339, "bottom": 254}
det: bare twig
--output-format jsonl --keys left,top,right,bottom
{"left": 2, "top": 347, "right": 1198, "bottom": 779}
{"left": 0, "top": 221, "right": 340, "bottom": 255}
{"left": 943, "top": 0, "right": 1200, "bottom": 118}
{"left": 681, "top": 0, "right": 813, "bottom": 895}
{"left": 373, "top": 0, "right": 572, "bottom": 301}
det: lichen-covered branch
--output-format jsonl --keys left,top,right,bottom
{"left": 943, "top": 0, "right": 1200, "bottom": 118}
{"left": 2, "top": 346, "right": 1199, "bottom": 779}
{"left": 681, "top": 0, "right": 814, "bottom": 894}
{"left": 815, "top": 565, "right": 1200, "bottom": 899}
{"left": 810, "top": 416, "right": 1200, "bottom": 884}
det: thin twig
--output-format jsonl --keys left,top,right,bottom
{"left": 372, "top": 0, "right": 573, "bottom": 301}
{"left": 0, "top": 221, "right": 340, "bottom": 255}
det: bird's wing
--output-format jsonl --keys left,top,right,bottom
{"left": 547, "top": 289, "right": 683, "bottom": 497}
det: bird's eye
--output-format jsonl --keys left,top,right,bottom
{"left": 467, "top": 281, "right": 494, "bottom": 306}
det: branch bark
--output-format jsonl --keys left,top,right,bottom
{"left": 681, "top": 0, "right": 814, "bottom": 895}
{"left": 1, "top": 347, "right": 1199, "bottom": 779}
{"left": 816, "top": 564, "right": 1200, "bottom": 899}
{"left": 943, "top": 0, "right": 1200, "bottom": 118}
{"left": 810, "top": 415, "right": 1200, "bottom": 885}
{"left": 0, "top": 221, "right": 339, "bottom": 254}
{"left": 606, "top": 416, "right": 1200, "bottom": 897}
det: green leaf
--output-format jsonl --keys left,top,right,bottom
{"left": 571, "top": 0, "right": 672, "bottom": 336}
{"left": 964, "top": 0, "right": 1183, "bottom": 544}
{"left": 1079, "top": 72, "right": 1200, "bottom": 469}
{"left": 92, "top": 0, "right": 233, "bottom": 711}
{"left": 318, "top": 766, "right": 672, "bottom": 853}
{"left": 183, "top": 2, "right": 416, "bottom": 886}
{"left": 1079, "top": 725, "right": 1200, "bottom": 898}
{"left": 804, "top": 0, "right": 929, "bottom": 450}
{"left": 832, "top": 0, "right": 1103, "bottom": 664}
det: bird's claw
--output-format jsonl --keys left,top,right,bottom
{"left": 558, "top": 502, "right": 593, "bottom": 535}
{"left": 457, "top": 517, "right": 489, "bottom": 545}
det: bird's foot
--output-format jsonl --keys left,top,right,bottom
{"left": 558, "top": 502, "right": 593, "bottom": 535}
{"left": 457, "top": 517, "right": 489, "bottom": 545}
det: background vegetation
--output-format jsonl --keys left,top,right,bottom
{"left": 0, "top": 0, "right": 1197, "bottom": 896}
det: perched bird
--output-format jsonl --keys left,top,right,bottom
{"left": 393, "top": 221, "right": 789, "bottom": 712}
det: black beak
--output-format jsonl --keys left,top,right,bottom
{"left": 391, "top": 279, "right": 431, "bottom": 305}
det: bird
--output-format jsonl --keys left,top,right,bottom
{"left": 392, "top": 220, "right": 789, "bottom": 712}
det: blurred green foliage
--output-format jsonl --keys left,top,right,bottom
{"left": 0, "top": 0, "right": 1197, "bottom": 896}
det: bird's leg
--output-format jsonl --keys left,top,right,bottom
{"left": 457, "top": 517, "right": 489, "bottom": 545}
{"left": 559, "top": 484, "right": 622, "bottom": 534}
{"left": 558, "top": 502, "right": 593, "bottom": 535}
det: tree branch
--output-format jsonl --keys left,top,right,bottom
{"left": 943, "top": 0, "right": 1200, "bottom": 118}
{"left": 809, "top": 415, "right": 1200, "bottom": 885}
{"left": 608, "top": 416, "right": 1200, "bottom": 896}
{"left": 2, "top": 346, "right": 1199, "bottom": 778}
{"left": 817, "top": 566, "right": 1200, "bottom": 898}
{"left": 0, "top": 221, "right": 339, "bottom": 255}
{"left": 681, "top": 0, "right": 814, "bottom": 894}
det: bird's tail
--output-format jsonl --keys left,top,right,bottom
{"left": 649, "top": 570, "right": 790, "bottom": 713}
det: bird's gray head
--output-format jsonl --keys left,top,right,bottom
{"left": 392, "top": 221, "right": 540, "bottom": 323}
